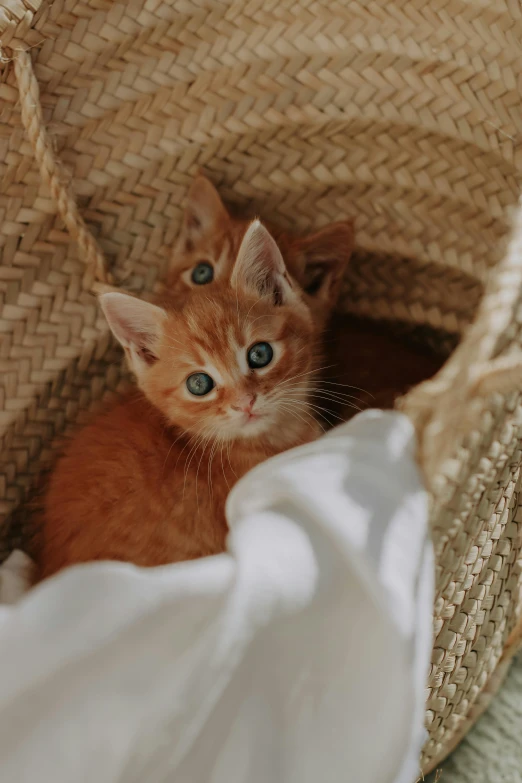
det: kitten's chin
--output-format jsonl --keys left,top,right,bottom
{"left": 226, "top": 415, "right": 274, "bottom": 440}
{"left": 192, "top": 409, "right": 312, "bottom": 446}
{"left": 220, "top": 411, "right": 310, "bottom": 447}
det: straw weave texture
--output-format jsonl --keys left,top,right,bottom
{"left": 1, "top": 0, "right": 522, "bottom": 773}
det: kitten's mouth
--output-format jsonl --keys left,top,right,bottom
{"left": 233, "top": 410, "right": 268, "bottom": 435}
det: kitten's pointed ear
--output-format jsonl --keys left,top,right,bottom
{"left": 100, "top": 293, "right": 167, "bottom": 378}
{"left": 179, "top": 175, "right": 229, "bottom": 249}
{"left": 293, "top": 220, "right": 355, "bottom": 307}
{"left": 231, "top": 220, "right": 296, "bottom": 306}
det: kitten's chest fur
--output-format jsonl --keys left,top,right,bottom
{"left": 39, "top": 393, "right": 315, "bottom": 579}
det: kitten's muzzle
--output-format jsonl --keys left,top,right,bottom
{"left": 231, "top": 393, "right": 257, "bottom": 416}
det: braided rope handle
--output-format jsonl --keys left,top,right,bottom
{"left": 400, "top": 200, "right": 522, "bottom": 488}
{"left": 11, "top": 44, "right": 114, "bottom": 289}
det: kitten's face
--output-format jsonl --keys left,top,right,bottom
{"left": 164, "top": 175, "right": 251, "bottom": 304}
{"left": 102, "top": 220, "right": 318, "bottom": 445}
{"left": 166, "top": 175, "right": 354, "bottom": 329}
{"left": 144, "top": 290, "right": 315, "bottom": 441}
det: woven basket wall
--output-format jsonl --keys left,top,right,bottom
{"left": 1, "top": 0, "right": 522, "bottom": 774}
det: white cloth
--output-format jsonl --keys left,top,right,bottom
{"left": 0, "top": 549, "right": 34, "bottom": 604}
{"left": 0, "top": 410, "right": 432, "bottom": 783}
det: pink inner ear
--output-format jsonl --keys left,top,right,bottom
{"left": 185, "top": 212, "right": 202, "bottom": 232}
{"left": 233, "top": 220, "right": 292, "bottom": 304}
{"left": 123, "top": 342, "right": 158, "bottom": 368}
{"left": 138, "top": 345, "right": 159, "bottom": 365}
{"left": 100, "top": 293, "right": 167, "bottom": 358}
{"left": 182, "top": 175, "right": 228, "bottom": 240}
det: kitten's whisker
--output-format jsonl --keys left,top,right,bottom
{"left": 314, "top": 398, "right": 365, "bottom": 417}
{"left": 219, "top": 440, "right": 230, "bottom": 492}
{"left": 300, "top": 389, "right": 369, "bottom": 410}
{"left": 282, "top": 384, "right": 364, "bottom": 403}
{"left": 321, "top": 380, "right": 375, "bottom": 398}
{"left": 286, "top": 392, "right": 362, "bottom": 413}
{"left": 226, "top": 439, "right": 237, "bottom": 478}
{"left": 174, "top": 432, "right": 198, "bottom": 473}
{"left": 276, "top": 364, "right": 336, "bottom": 390}
{"left": 162, "top": 428, "right": 185, "bottom": 476}
{"left": 278, "top": 401, "right": 327, "bottom": 435}
{"left": 283, "top": 397, "right": 352, "bottom": 423}
{"left": 311, "top": 392, "right": 367, "bottom": 407}
{"left": 182, "top": 434, "right": 202, "bottom": 487}
{"left": 194, "top": 431, "right": 214, "bottom": 515}
{"left": 234, "top": 281, "right": 241, "bottom": 330}
{"left": 310, "top": 391, "right": 367, "bottom": 409}
{"left": 210, "top": 434, "right": 222, "bottom": 500}
{"left": 207, "top": 431, "right": 220, "bottom": 501}
{"left": 277, "top": 402, "right": 316, "bottom": 431}
{"left": 278, "top": 379, "right": 368, "bottom": 403}
{"left": 292, "top": 343, "right": 311, "bottom": 359}
{"left": 183, "top": 433, "right": 207, "bottom": 501}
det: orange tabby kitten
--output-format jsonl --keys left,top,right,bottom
{"left": 164, "top": 174, "right": 354, "bottom": 331}
{"left": 39, "top": 219, "right": 346, "bottom": 579}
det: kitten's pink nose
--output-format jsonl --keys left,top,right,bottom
{"left": 231, "top": 393, "right": 257, "bottom": 414}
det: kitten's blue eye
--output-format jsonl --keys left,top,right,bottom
{"left": 191, "top": 262, "right": 214, "bottom": 285}
{"left": 186, "top": 372, "right": 214, "bottom": 396}
{"left": 247, "top": 342, "right": 273, "bottom": 369}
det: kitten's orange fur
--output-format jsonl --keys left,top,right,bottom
{"left": 39, "top": 208, "right": 353, "bottom": 579}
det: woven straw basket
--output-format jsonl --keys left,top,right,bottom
{"left": 1, "top": 0, "right": 522, "bottom": 774}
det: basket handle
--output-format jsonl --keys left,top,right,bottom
{"left": 400, "top": 202, "right": 522, "bottom": 490}
{"left": 10, "top": 44, "right": 115, "bottom": 292}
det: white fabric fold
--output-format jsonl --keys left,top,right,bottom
{"left": 0, "top": 410, "right": 432, "bottom": 783}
